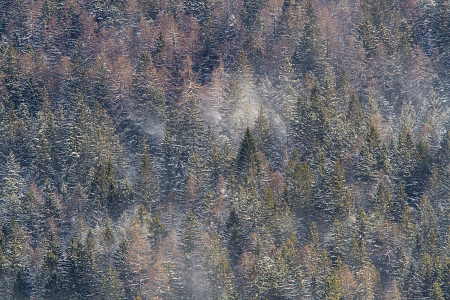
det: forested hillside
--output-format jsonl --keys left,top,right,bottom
{"left": 1, "top": 0, "right": 450, "bottom": 298}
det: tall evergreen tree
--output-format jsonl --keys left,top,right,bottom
{"left": 1, "top": 152, "right": 23, "bottom": 220}
{"left": 135, "top": 138, "right": 159, "bottom": 208}
{"left": 131, "top": 52, "right": 166, "bottom": 127}
{"left": 235, "top": 127, "right": 262, "bottom": 180}
{"left": 358, "top": 122, "right": 389, "bottom": 182}
{"left": 292, "top": 0, "right": 327, "bottom": 78}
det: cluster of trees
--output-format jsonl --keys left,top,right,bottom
{"left": 2, "top": 0, "right": 450, "bottom": 299}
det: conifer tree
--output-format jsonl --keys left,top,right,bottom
{"left": 204, "top": 232, "right": 237, "bottom": 300}
{"left": 235, "top": 127, "right": 261, "bottom": 180}
{"left": 394, "top": 126, "right": 415, "bottom": 192}
{"left": 88, "top": 159, "right": 122, "bottom": 220}
{"left": 179, "top": 97, "right": 208, "bottom": 158}
{"left": 374, "top": 181, "right": 392, "bottom": 217}
{"left": 241, "top": 0, "right": 268, "bottom": 29}
{"left": 292, "top": 84, "right": 331, "bottom": 159}
{"left": 12, "top": 266, "right": 32, "bottom": 300}
{"left": 330, "top": 160, "right": 347, "bottom": 218}
{"left": 184, "top": 0, "right": 212, "bottom": 26}
{"left": 206, "top": 143, "right": 222, "bottom": 194}
{"left": 326, "top": 268, "right": 342, "bottom": 300}
{"left": 178, "top": 210, "right": 204, "bottom": 299}
{"left": 292, "top": 0, "right": 327, "bottom": 78}
{"left": 114, "top": 237, "right": 132, "bottom": 299}
{"left": 32, "top": 92, "right": 57, "bottom": 188}
{"left": 411, "top": 138, "right": 432, "bottom": 201}
{"left": 131, "top": 52, "right": 165, "bottom": 126}
{"left": 284, "top": 149, "right": 313, "bottom": 215}
{"left": 67, "top": 93, "right": 94, "bottom": 190}
{"left": 64, "top": 231, "right": 101, "bottom": 299}
{"left": 135, "top": 138, "right": 159, "bottom": 208}
{"left": 280, "top": 231, "right": 303, "bottom": 298}
{"left": 225, "top": 209, "right": 245, "bottom": 265}
{"left": 158, "top": 130, "right": 184, "bottom": 200}
{"left": 91, "top": 62, "right": 110, "bottom": 110}
{"left": 42, "top": 179, "right": 62, "bottom": 227}
{"left": 20, "top": 185, "right": 45, "bottom": 247}
{"left": 64, "top": 53, "right": 89, "bottom": 104}
{"left": 1, "top": 152, "right": 23, "bottom": 220}
{"left": 147, "top": 214, "right": 167, "bottom": 251}
{"left": 41, "top": 230, "right": 63, "bottom": 300}
{"left": 253, "top": 104, "right": 280, "bottom": 169}
{"left": 100, "top": 265, "right": 125, "bottom": 300}
{"left": 1, "top": 46, "right": 23, "bottom": 109}
{"left": 346, "top": 88, "right": 363, "bottom": 137}
{"left": 358, "top": 121, "right": 389, "bottom": 182}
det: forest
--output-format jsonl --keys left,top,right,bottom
{"left": 1, "top": 0, "right": 450, "bottom": 299}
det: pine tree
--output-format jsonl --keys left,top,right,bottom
{"left": 158, "top": 130, "right": 184, "bottom": 200}
{"left": 42, "top": 179, "right": 62, "bottom": 227}
{"left": 241, "top": 0, "right": 268, "bottom": 29}
{"left": 179, "top": 97, "right": 208, "bottom": 158}
{"left": 420, "top": 194, "right": 438, "bottom": 252}
{"left": 374, "top": 181, "right": 392, "bottom": 217}
{"left": 184, "top": 0, "right": 212, "bottom": 26}
{"left": 292, "top": 0, "right": 327, "bottom": 78}
{"left": 41, "top": 230, "right": 63, "bottom": 300}
{"left": 277, "top": 0, "right": 302, "bottom": 43}
{"left": 206, "top": 143, "right": 222, "bottom": 194}
{"left": 284, "top": 149, "right": 313, "bottom": 214}
{"left": 391, "top": 183, "right": 407, "bottom": 223}
{"left": 140, "top": 0, "right": 161, "bottom": 21}
{"left": 147, "top": 214, "right": 167, "bottom": 251}
{"left": 91, "top": 62, "right": 110, "bottom": 109}
{"left": 131, "top": 52, "right": 165, "bottom": 126}
{"left": 253, "top": 104, "right": 280, "bottom": 169}
{"left": 346, "top": 88, "right": 363, "bottom": 137}
{"left": 1, "top": 46, "right": 23, "bottom": 109}
{"left": 64, "top": 231, "right": 101, "bottom": 299}
{"left": 88, "top": 159, "right": 122, "bottom": 220}
{"left": 410, "top": 138, "right": 432, "bottom": 201}
{"left": 1, "top": 152, "right": 24, "bottom": 220}
{"left": 100, "top": 265, "right": 125, "bottom": 300}
{"left": 67, "top": 93, "right": 94, "bottom": 190}
{"left": 235, "top": 127, "right": 261, "bottom": 180}
{"left": 358, "top": 121, "right": 389, "bottom": 182}
{"left": 184, "top": 152, "right": 208, "bottom": 210}
{"left": 326, "top": 269, "right": 342, "bottom": 300}
{"left": 12, "top": 266, "right": 32, "bottom": 300}
{"left": 394, "top": 126, "right": 415, "bottom": 195}
{"left": 330, "top": 160, "right": 347, "bottom": 219}
{"left": 178, "top": 210, "right": 204, "bottom": 299}
{"left": 114, "top": 237, "right": 133, "bottom": 299}
{"left": 64, "top": 52, "right": 89, "bottom": 104}
{"left": 225, "top": 209, "right": 245, "bottom": 265}
{"left": 280, "top": 231, "right": 303, "bottom": 298}
{"left": 292, "top": 84, "right": 331, "bottom": 160}
{"left": 135, "top": 138, "right": 159, "bottom": 208}
{"left": 32, "top": 92, "right": 56, "bottom": 188}
{"left": 21, "top": 185, "right": 45, "bottom": 248}
{"left": 204, "top": 232, "right": 237, "bottom": 299}
{"left": 357, "top": 17, "right": 380, "bottom": 57}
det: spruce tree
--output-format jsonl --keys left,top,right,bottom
{"left": 131, "top": 52, "right": 165, "bottom": 126}
{"left": 1, "top": 152, "right": 24, "bottom": 220}
{"left": 292, "top": 0, "right": 327, "bottom": 78}
{"left": 135, "top": 138, "right": 159, "bottom": 208}
{"left": 358, "top": 121, "right": 389, "bottom": 182}
{"left": 284, "top": 149, "right": 313, "bottom": 215}
{"left": 235, "top": 127, "right": 261, "bottom": 180}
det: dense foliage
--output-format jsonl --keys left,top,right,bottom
{"left": 1, "top": 0, "right": 450, "bottom": 298}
